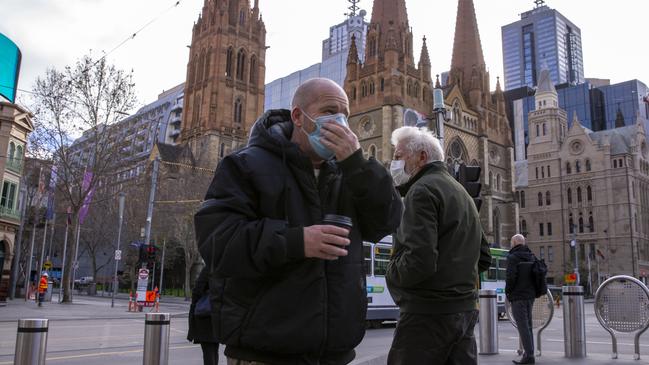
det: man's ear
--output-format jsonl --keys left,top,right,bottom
{"left": 291, "top": 107, "right": 303, "bottom": 128}
{"left": 419, "top": 150, "right": 428, "bottom": 165}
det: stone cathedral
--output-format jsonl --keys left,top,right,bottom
{"left": 344, "top": 0, "right": 516, "bottom": 246}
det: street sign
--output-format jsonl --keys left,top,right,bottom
{"left": 136, "top": 269, "right": 149, "bottom": 302}
{"left": 138, "top": 268, "right": 149, "bottom": 280}
{"left": 114, "top": 249, "right": 122, "bottom": 261}
{"left": 43, "top": 260, "right": 52, "bottom": 270}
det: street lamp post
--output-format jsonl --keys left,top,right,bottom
{"left": 111, "top": 192, "right": 125, "bottom": 308}
{"left": 432, "top": 86, "right": 450, "bottom": 150}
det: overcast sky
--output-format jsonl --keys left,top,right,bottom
{"left": 2, "top": 0, "right": 648, "bottom": 111}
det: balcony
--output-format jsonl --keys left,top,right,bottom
{"left": 0, "top": 206, "right": 20, "bottom": 222}
{"left": 6, "top": 158, "right": 23, "bottom": 174}
{"left": 170, "top": 115, "right": 182, "bottom": 125}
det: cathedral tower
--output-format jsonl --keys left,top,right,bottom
{"left": 344, "top": 0, "right": 432, "bottom": 164}
{"left": 181, "top": 0, "right": 266, "bottom": 167}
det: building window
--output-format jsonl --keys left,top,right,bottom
{"left": 496, "top": 174, "right": 501, "bottom": 191}
{"left": 489, "top": 171, "right": 493, "bottom": 187}
{"left": 239, "top": 9, "right": 245, "bottom": 26}
{"left": 0, "top": 181, "right": 17, "bottom": 210}
{"left": 613, "top": 159, "right": 618, "bottom": 168}
{"left": 538, "top": 192, "right": 543, "bottom": 206}
{"left": 520, "top": 191, "right": 526, "bottom": 208}
{"left": 543, "top": 123, "right": 547, "bottom": 135}
{"left": 541, "top": 166, "right": 545, "bottom": 178}
{"left": 619, "top": 158, "right": 624, "bottom": 167}
{"left": 569, "top": 213, "right": 574, "bottom": 233}
{"left": 535, "top": 167, "right": 539, "bottom": 179}
{"left": 586, "top": 159, "right": 591, "bottom": 171}
{"left": 587, "top": 186, "right": 592, "bottom": 202}
{"left": 236, "top": 49, "right": 247, "bottom": 81}
{"left": 369, "top": 145, "right": 377, "bottom": 158}
{"left": 548, "top": 246, "right": 554, "bottom": 263}
{"left": 521, "top": 219, "right": 528, "bottom": 235}
{"left": 234, "top": 98, "right": 243, "bottom": 125}
{"left": 369, "top": 80, "right": 375, "bottom": 95}
{"left": 575, "top": 160, "right": 581, "bottom": 173}
{"left": 577, "top": 187, "right": 582, "bottom": 203}
{"left": 546, "top": 191, "right": 551, "bottom": 205}
{"left": 566, "top": 162, "right": 572, "bottom": 174}
{"left": 539, "top": 223, "right": 544, "bottom": 236}
{"left": 536, "top": 124, "right": 540, "bottom": 137}
{"left": 589, "top": 212, "right": 594, "bottom": 232}
{"left": 540, "top": 246, "right": 545, "bottom": 260}
{"left": 547, "top": 222, "right": 553, "bottom": 236}
{"left": 219, "top": 143, "right": 225, "bottom": 159}
{"left": 547, "top": 165, "right": 551, "bottom": 178}
{"left": 226, "top": 47, "right": 233, "bottom": 77}
{"left": 380, "top": 78, "right": 384, "bottom": 91}
{"left": 249, "top": 55, "right": 257, "bottom": 85}
{"left": 567, "top": 188, "right": 572, "bottom": 204}
{"left": 579, "top": 215, "right": 584, "bottom": 233}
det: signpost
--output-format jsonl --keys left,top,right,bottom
{"left": 136, "top": 268, "right": 149, "bottom": 303}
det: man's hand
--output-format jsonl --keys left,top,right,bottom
{"left": 304, "top": 225, "right": 350, "bottom": 260}
{"left": 320, "top": 122, "right": 361, "bottom": 161}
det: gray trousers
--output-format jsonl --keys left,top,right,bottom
{"left": 511, "top": 299, "right": 535, "bottom": 358}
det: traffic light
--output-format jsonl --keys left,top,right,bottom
{"left": 145, "top": 245, "right": 157, "bottom": 269}
{"left": 458, "top": 164, "right": 482, "bottom": 211}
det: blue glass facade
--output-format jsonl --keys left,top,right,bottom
{"left": 599, "top": 80, "right": 649, "bottom": 129}
{"left": 506, "top": 80, "right": 649, "bottom": 160}
{"left": 502, "top": 5, "right": 584, "bottom": 91}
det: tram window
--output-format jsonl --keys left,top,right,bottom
{"left": 373, "top": 245, "right": 392, "bottom": 276}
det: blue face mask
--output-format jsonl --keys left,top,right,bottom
{"left": 301, "top": 111, "right": 349, "bottom": 160}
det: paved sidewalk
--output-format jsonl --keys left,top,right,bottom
{"left": 0, "top": 293, "right": 190, "bottom": 322}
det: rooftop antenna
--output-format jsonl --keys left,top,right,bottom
{"left": 345, "top": 0, "right": 360, "bottom": 17}
{"left": 534, "top": 0, "right": 545, "bottom": 8}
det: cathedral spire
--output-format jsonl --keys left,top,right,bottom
{"left": 347, "top": 34, "right": 360, "bottom": 65}
{"left": 450, "top": 0, "right": 486, "bottom": 91}
{"left": 419, "top": 36, "right": 430, "bottom": 66}
{"left": 370, "top": 0, "right": 409, "bottom": 30}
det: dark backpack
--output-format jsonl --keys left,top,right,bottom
{"left": 531, "top": 256, "right": 548, "bottom": 298}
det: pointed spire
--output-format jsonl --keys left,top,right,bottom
{"left": 370, "top": 0, "right": 409, "bottom": 30}
{"left": 419, "top": 36, "right": 431, "bottom": 66}
{"left": 435, "top": 74, "right": 441, "bottom": 88}
{"left": 573, "top": 111, "right": 581, "bottom": 127}
{"left": 615, "top": 107, "right": 625, "bottom": 128}
{"left": 347, "top": 34, "right": 359, "bottom": 65}
{"left": 536, "top": 67, "right": 556, "bottom": 95}
{"left": 450, "top": 0, "right": 486, "bottom": 88}
{"left": 496, "top": 77, "right": 502, "bottom": 92}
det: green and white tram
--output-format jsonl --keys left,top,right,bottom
{"left": 363, "top": 235, "right": 399, "bottom": 328}
{"left": 479, "top": 247, "right": 509, "bottom": 318}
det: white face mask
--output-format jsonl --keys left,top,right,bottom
{"left": 390, "top": 159, "right": 411, "bottom": 186}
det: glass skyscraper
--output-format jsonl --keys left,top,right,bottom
{"left": 502, "top": 4, "right": 584, "bottom": 91}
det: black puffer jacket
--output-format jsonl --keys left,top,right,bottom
{"left": 195, "top": 109, "right": 402, "bottom": 365}
{"left": 505, "top": 244, "right": 536, "bottom": 301}
{"left": 187, "top": 266, "right": 217, "bottom": 344}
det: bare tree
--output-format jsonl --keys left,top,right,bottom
{"left": 28, "top": 54, "right": 137, "bottom": 302}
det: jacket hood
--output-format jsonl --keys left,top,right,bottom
{"left": 247, "top": 109, "right": 312, "bottom": 168}
{"left": 509, "top": 244, "right": 534, "bottom": 261}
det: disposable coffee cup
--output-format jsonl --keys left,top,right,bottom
{"left": 322, "top": 214, "right": 353, "bottom": 239}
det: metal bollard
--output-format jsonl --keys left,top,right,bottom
{"left": 14, "top": 319, "right": 49, "bottom": 365}
{"left": 563, "top": 286, "right": 586, "bottom": 358}
{"left": 479, "top": 289, "right": 499, "bottom": 354}
{"left": 143, "top": 313, "right": 170, "bottom": 365}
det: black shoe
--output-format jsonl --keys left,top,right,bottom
{"left": 512, "top": 357, "right": 535, "bottom": 364}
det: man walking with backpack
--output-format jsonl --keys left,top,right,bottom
{"left": 506, "top": 234, "right": 537, "bottom": 364}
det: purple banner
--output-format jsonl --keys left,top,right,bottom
{"left": 45, "top": 166, "right": 57, "bottom": 220}
{"left": 78, "top": 171, "right": 94, "bottom": 225}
